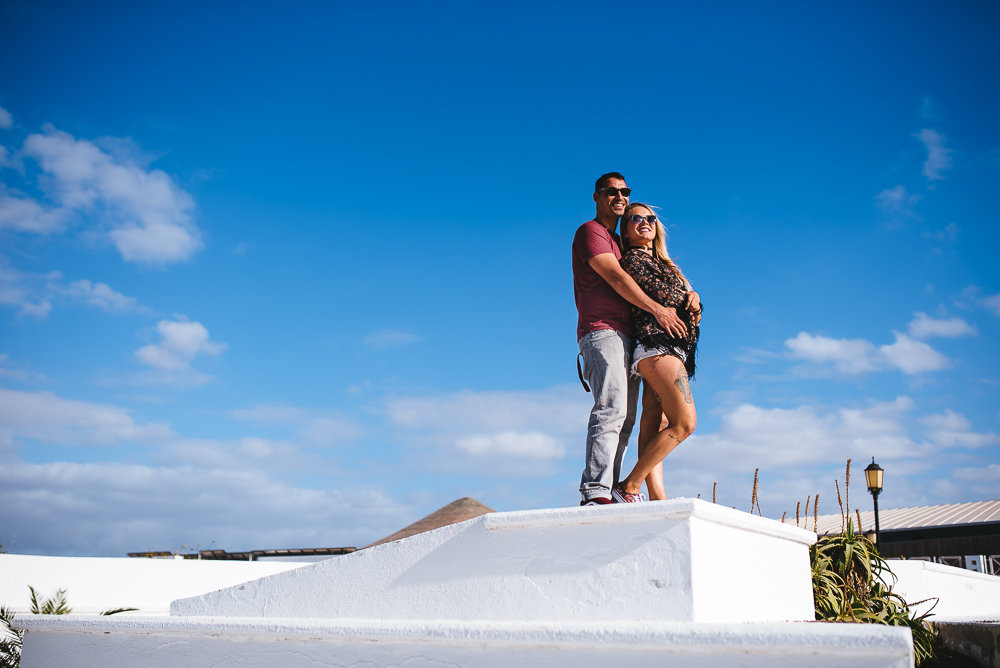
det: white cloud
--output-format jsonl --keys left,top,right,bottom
{"left": 952, "top": 464, "right": 1000, "bottom": 499}
{"left": 18, "top": 125, "right": 202, "bottom": 264}
{"left": 984, "top": 292, "right": 1000, "bottom": 316}
{"left": 874, "top": 185, "right": 920, "bottom": 216}
{"left": 362, "top": 329, "right": 422, "bottom": 350}
{"left": 387, "top": 386, "right": 586, "bottom": 435}
{"left": 672, "top": 397, "right": 996, "bottom": 509}
{"left": 456, "top": 431, "right": 565, "bottom": 459}
{"left": 922, "top": 222, "right": 959, "bottom": 247}
{"left": 384, "top": 386, "right": 589, "bottom": 476}
{"left": 228, "top": 403, "right": 307, "bottom": 422}
{"left": 0, "top": 388, "right": 171, "bottom": 447}
{"left": 0, "top": 260, "right": 144, "bottom": 318}
{"left": 0, "top": 262, "right": 56, "bottom": 318}
{"left": 0, "top": 106, "right": 11, "bottom": 130}
{"left": 878, "top": 331, "right": 949, "bottom": 374}
{"left": 785, "top": 330, "right": 950, "bottom": 375}
{"left": 0, "top": 458, "right": 411, "bottom": 556}
{"left": 915, "top": 128, "right": 952, "bottom": 181}
{"left": 784, "top": 332, "right": 879, "bottom": 374}
{"left": 227, "top": 402, "right": 363, "bottom": 447}
{"left": 907, "top": 312, "right": 975, "bottom": 339}
{"left": 16, "top": 299, "right": 52, "bottom": 319}
{"left": 0, "top": 187, "right": 69, "bottom": 234}
{"left": 0, "top": 354, "right": 47, "bottom": 383}
{"left": 64, "top": 278, "right": 139, "bottom": 312}
{"left": 919, "top": 410, "right": 999, "bottom": 448}
{"left": 156, "top": 436, "right": 303, "bottom": 470}
{"left": 680, "top": 397, "right": 926, "bottom": 475}
{"left": 299, "top": 417, "right": 363, "bottom": 446}
{"left": 135, "top": 319, "right": 226, "bottom": 372}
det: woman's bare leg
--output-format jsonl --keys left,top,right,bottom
{"left": 620, "top": 355, "right": 696, "bottom": 496}
{"left": 638, "top": 380, "right": 668, "bottom": 500}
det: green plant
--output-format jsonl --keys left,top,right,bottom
{"left": 100, "top": 607, "right": 139, "bottom": 616}
{"left": 27, "top": 586, "right": 71, "bottom": 615}
{"left": 0, "top": 606, "right": 22, "bottom": 668}
{"left": 811, "top": 519, "right": 937, "bottom": 664}
{"left": 806, "top": 460, "right": 939, "bottom": 665}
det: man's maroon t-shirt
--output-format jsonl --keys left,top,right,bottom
{"left": 572, "top": 219, "right": 632, "bottom": 340}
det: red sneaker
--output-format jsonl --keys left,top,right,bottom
{"left": 612, "top": 485, "right": 646, "bottom": 503}
{"left": 580, "top": 497, "right": 614, "bottom": 506}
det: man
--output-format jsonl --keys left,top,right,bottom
{"left": 572, "top": 172, "right": 687, "bottom": 504}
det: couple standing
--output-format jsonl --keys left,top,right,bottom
{"left": 573, "top": 172, "right": 702, "bottom": 505}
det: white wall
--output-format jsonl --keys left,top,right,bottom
{"left": 887, "top": 558, "right": 1000, "bottom": 622}
{"left": 17, "top": 615, "right": 916, "bottom": 668}
{"left": 0, "top": 553, "right": 307, "bottom": 614}
{"left": 11, "top": 501, "right": 918, "bottom": 667}
{"left": 170, "top": 500, "right": 818, "bottom": 623}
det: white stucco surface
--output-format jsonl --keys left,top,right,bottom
{"left": 0, "top": 553, "right": 307, "bottom": 614}
{"left": 887, "top": 558, "right": 1000, "bottom": 621}
{"left": 171, "top": 499, "right": 818, "bottom": 623}
{"left": 10, "top": 501, "right": 932, "bottom": 666}
{"left": 16, "top": 614, "right": 915, "bottom": 668}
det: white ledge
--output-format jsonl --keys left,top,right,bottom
{"left": 483, "top": 499, "right": 817, "bottom": 545}
{"left": 18, "top": 614, "right": 915, "bottom": 668}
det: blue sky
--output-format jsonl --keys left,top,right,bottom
{"left": 1, "top": 1, "right": 998, "bottom": 556}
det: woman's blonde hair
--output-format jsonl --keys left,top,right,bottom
{"left": 621, "top": 202, "right": 692, "bottom": 290}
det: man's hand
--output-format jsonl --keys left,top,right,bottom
{"left": 588, "top": 253, "right": 690, "bottom": 337}
{"left": 653, "top": 305, "right": 687, "bottom": 338}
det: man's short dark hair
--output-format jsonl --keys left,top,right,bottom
{"left": 595, "top": 172, "right": 626, "bottom": 193}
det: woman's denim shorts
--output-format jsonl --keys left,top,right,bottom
{"left": 631, "top": 339, "right": 687, "bottom": 378}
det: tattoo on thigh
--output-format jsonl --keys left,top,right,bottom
{"left": 674, "top": 370, "right": 693, "bottom": 404}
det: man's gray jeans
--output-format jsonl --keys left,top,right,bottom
{"left": 578, "top": 328, "right": 639, "bottom": 501}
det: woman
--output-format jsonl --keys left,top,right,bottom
{"left": 612, "top": 202, "right": 701, "bottom": 503}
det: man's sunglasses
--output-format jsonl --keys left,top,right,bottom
{"left": 599, "top": 187, "right": 631, "bottom": 198}
{"left": 628, "top": 214, "right": 658, "bottom": 224}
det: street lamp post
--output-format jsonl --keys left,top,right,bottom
{"left": 864, "top": 458, "right": 884, "bottom": 547}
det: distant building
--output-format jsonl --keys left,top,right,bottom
{"left": 800, "top": 499, "right": 1000, "bottom": 574}
{"left": 128, "top": 547, "right": 356, "bottom": 562}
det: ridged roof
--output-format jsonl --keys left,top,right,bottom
{"left": 782, "top": 499, "right": 1000, "bottom": 535}
{"left": 365, "top": 497, "right": 495, "bottom": 548}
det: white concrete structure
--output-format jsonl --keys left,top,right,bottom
{"left": 886, "top": 558, "right": 1000, "bottom": 622}
{"left": 0, "top": 553, "right": 307, "bottom": 614}
{"left": 18, "top": 616, "right": 915, "bottom": 668}
{"left": 173, "top": 500, "right": 817, "bottom": 623}
{"left": 14, "top": 499, "right": 918, "bottom": 667}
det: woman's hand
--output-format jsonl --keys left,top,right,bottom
{"left": 684, "top": 291, "right": 702, "bottom": 326}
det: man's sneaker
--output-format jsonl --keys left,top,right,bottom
{"left": 580, "top": 497, "right": 614, "bottom": 506}
{"left": 612, "top": 485, "right": 646, "bottom": 503}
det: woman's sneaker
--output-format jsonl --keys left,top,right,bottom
{"left": 612, "top": 485, "right": 646, "bottom": 503}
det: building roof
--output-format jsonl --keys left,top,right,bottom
{"left": 128, "top": 547, "right": 356, "bottom": 560}
{"left": 783, "top": 499, "right": 1000, "bottom": 536}
{"left": 365, "top": 497, "right": 495, "bottom": 548}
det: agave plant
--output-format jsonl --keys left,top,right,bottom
{"left": 808, "top": 461, "right": 939, "bottom": 665}
{"left": 0, "top": 606, "right": 22, "bottom": 668}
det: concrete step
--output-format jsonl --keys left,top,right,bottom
{"left": 17, "top": 614, "right": 915, "bottom": 668}
{"left": 172, "top": 498, "right": 818, "bottom": 623}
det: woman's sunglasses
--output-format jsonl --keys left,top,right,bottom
{"left": 628, "top": 214, "right": 658, "bottom": 224}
